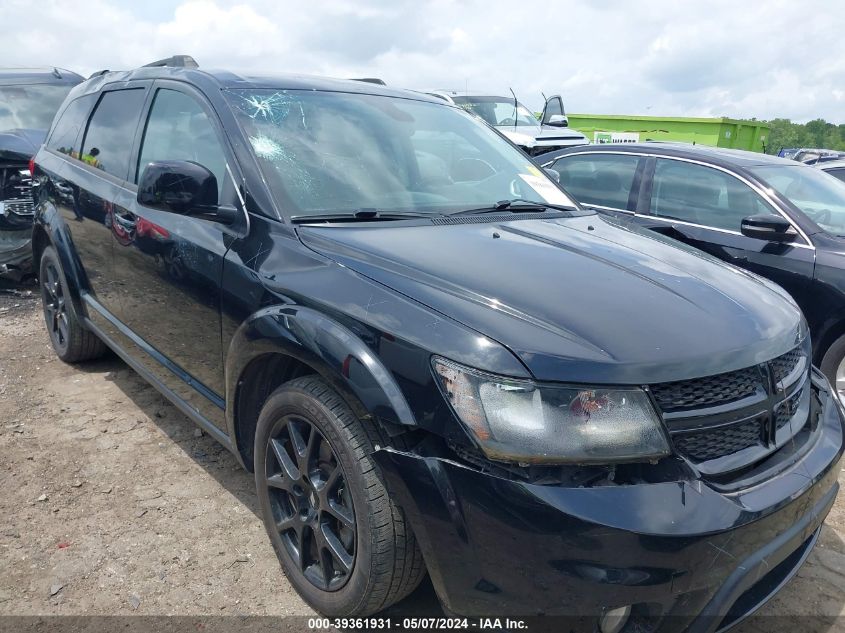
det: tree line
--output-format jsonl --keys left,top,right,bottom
{"left": 765, "top": 118, "right": 845, "bottom": 154}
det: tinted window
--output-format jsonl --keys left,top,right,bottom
{"left": 0, "top": 84, "right": 74, "bottom": 131}
{"left": 543, "top": 96, "right": 564, "bottom": 122}
{"left": 826, "top": 168, "right": 845, "bottom": 184}
{"left": 550, "top": 153, "right": 640, "bottom": 210}
{"left": 137, "top": 89, "right": 227, "bottom": 196}
{"left": 46, "top": 94, "right": 96, "bottom": 157}
{"left": 651, "top": 159, "right": 771, "bottom": 231}
{"left": 750, "top": 163, "right": 845, "bottom": 234}
{"left": 81, "top": 89, "right": 146, "bottom": 179}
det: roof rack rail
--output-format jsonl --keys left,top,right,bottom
{"left": 349, "top": 77, "right": 386, "bottom": 85}
{"left": 88, "top": 69, "right": 110, "bottom": 79}
{"left": 143, "top": 55, "right": 199, "bottom": 69}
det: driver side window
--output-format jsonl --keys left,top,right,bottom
{"left": 136, "top": 89, "right": 227, "bottom": 197}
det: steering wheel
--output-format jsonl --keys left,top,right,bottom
{"left": 499, "top": 118, "right": 516, "bottom": 126}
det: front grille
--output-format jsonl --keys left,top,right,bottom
{"left": 771, "top": 348, "right": 803, "bottom": 384}
{"left": 651, "top": 345, "right": 810, "bottom": 475}
{"left": 650, "top": 367, "right": 759, "bottom": 411}
{"left": 1, "top": 165, "right": 34, "bottom": 217}
{"left": 674, "top": 417, "right": 764, "bottom": 462}
{"left": 775, "top": 387, "right": 804, "bottom": 430}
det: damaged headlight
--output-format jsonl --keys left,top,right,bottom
{"left": 432, "top": 357, "right": 670, "bottom": 465}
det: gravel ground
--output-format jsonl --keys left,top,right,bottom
{"left": 1, "top": 282, "right": 844, "bottom": 632}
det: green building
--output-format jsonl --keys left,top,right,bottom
{"left": 566, "top": 114, "right": 771, "bottom": 153}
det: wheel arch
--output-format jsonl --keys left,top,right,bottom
{"left": 31, "top": 208, "right": 88, "bottom": 318}
{"left": 226, "top": 305, "right": 417, "bottom": 471}
{"left": 814, "top": 317, "right": 845, "bottom": 366}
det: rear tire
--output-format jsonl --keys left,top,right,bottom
{"left": 39, "top": 246, "right": 107, "bottom": 363}
{"left": 254, "top": 375, "right": 425, "bottom": 616}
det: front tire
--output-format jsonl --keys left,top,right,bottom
{"left": 254, "top": 375, "right": 425, "bottom": 616}
{"left": 39, "top": 246, "right": 107, "bottom": 363}
{"left": 820, "top": 333, "right": 845, "bottom": 403}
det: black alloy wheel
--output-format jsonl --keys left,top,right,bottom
{"left": 38, "top": 246, "right": 106, "bottom": 363}
{"left": 41, "top": 257, "right": 69, "bottom": 353}
{"left": 264, "top": 414, "right": 356, "bottom": 591}
{"left": 254, "top": 375, "right": 426, "bottom": 616}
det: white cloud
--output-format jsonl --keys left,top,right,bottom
{"left": 1, "top": 0, "right": 843, "bottom": 122}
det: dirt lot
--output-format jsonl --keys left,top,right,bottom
{"left": 1, "top": 283, "right": 845, "bottom": 632}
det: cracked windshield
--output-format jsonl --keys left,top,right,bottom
{"left": 226, "top": 89, "right": 578, "bottom": 218}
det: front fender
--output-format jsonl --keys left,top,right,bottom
{"left": 224, "top": 304, "right": 416, "bottom": 442}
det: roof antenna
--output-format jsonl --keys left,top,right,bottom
{"left": 509, "top": 87, "right": 518, "bottom": 128}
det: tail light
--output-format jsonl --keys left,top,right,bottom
{"left": 28, "top": 157, "right": 36, "bottom": 178}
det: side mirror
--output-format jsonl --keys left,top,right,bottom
{"left": 547, "top": 114, "right": 569, "bottom": 128}
{"left": 138, "top": 160, "right": 235, "bottom": 222}
{"left": 740, "top": 214, "right": 796, "bottom": 242}
{"left": 544, "top": 168, "right": 560, "bottom": 183}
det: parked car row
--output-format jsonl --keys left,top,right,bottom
{"left": 778, "top": 147, "right": 845, "bottom": 165}
{"left": 4, "top": 53, "right": 843, "bottom": 632}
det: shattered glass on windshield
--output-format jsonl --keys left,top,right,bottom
{"left": 230, "top": 91, "right": 295, "bottom": 126}
{"left": 225, "top": 88, "right": 577, "bottom": 218}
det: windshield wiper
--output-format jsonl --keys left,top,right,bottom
{"left": 449, "top": 199, "right": 578, "bottom": 216}
{"left": 291, "top": 209, "right": 434, "bottom": 224}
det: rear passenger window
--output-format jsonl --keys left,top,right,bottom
{"left": 136, "top": 89, "right": 227, "bottom": 196}
{"left": 549, "top": 154, "right": 640, "bottom": 210}
{"left": 81, "top": 89, "right": 147, "bottom": 179}
{"left": 650, "top": 159, "right": 769, "bottom": 231}
{"left": 47, "top": 94, "right": 96, "bottom": 158}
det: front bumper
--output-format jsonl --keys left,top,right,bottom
{"left": 0, "top": 229, "right": 33, "bottom": 280}
{"left": 375, "top": 373, "right": 844, "bottom": 632}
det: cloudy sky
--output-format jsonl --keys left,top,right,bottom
{"left": 1, "top": 0, "right": 842, "bottom": 123}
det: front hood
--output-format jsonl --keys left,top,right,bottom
{"left": 298, "top": 215, "right": 804, "bottom": 384}
{"left": 499, "top": 127, "right": 588, "bottom": 148}
{"left": 0, "top": 128, "right": 44, "bottom": 162}
{"left": 498, "top": 128, "right": 540, "bottom": 147}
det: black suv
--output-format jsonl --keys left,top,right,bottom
{"left": 1, "top": 67, "right": 82, "bottom": 279}
{"left": 31, "top": 58, "right": 844, "bottom": 631}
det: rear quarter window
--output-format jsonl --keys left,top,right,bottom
{"left": 46, "top": 94, "right": 96, "bottom": 158}
{"left": 550, "top": 153, "right": 640, "bottom": 210}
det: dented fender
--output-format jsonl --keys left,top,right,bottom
{"left": 224, "top": 304, "right": 417, "bottom": 440}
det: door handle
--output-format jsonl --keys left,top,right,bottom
{"left": 109, "top": 207, "right": 137, "bottom": 244}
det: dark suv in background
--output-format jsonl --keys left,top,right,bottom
{"left": 31, "top": 57, "right": 843, "bottom": 632}
{"left": 0, "top": 67, "right": 82, "bottom": 280}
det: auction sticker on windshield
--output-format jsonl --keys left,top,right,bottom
{"left": 518, "top": 173, "right": 574, "bottom": 206}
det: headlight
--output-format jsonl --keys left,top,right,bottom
{"left": 432, "top": 357, "right": 670, "bottom": 465}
